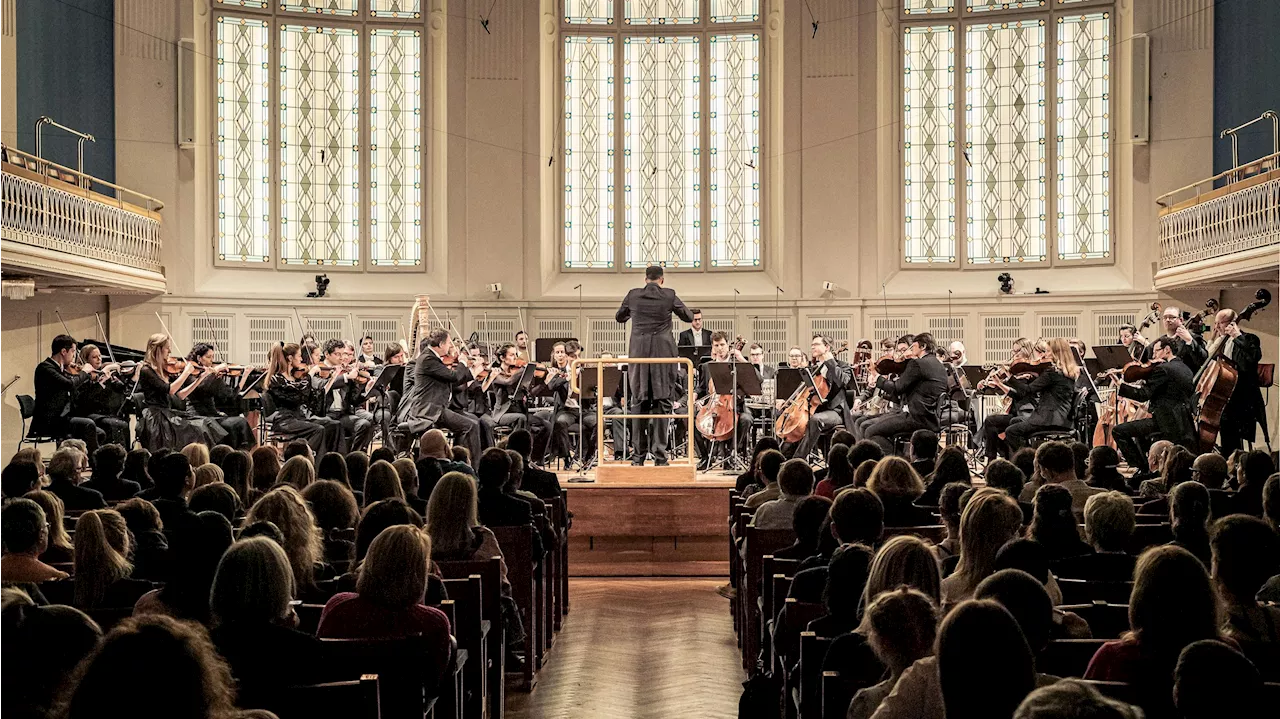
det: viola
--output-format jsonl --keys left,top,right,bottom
{"left": 1120, "top": 358, "right": 1165, "bottom": 384}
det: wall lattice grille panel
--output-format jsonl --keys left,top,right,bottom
{"left": 305, "top": 317, "right": 346, "bottom": 343}
{"left": 360, "top": 318, "right": 400, "bottom": 348}
{"left": 1096, "top": 312, "right": 1136, "bottom": 349}
{"left": 927, "top": 317, "right": 965, "bottom": 348}
{"left": 189, "top": 316, "right": 233, "bottom": 359}
{"left": 474, "top": 317, "right": 518, "bottom": 350}
{"left": 872, "top": 317, "right": 912, "bottom": 346}
{"left": 703, "top": 318, "right": 737, "bottom": 341}
{"left": 249, "top": 317, "right": 290, "bottom": 366}
{"left": 590, "top": 318, "right": 629, "bottom": 357}
{"left": 983, "top": 315, "right": 1023, "bottom": 364}
{"left": 751, "top": 317, "right": 788, "bottom": 365}
{"left": 810, "top": 317, "right": 851, "bottom": 350}
{"left": 537, "top": 319, "right": 578, "bottom": 345}
{"left": 1039, "top": 314, "right": 1079, "bottom": 342}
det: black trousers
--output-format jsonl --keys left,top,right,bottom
{"left": 792, "top": 409, "right": 841, "bottom": 461}
{"left": 274, "top": 412, "right": 341, "bottom": 456}
{"left": 58, "top": 416, "right": 105, "bottom": 456}
{"left": 863, "top": 412, "right": 929, "bottom": 455}
{"left": 1113, "top": 417, "right": 1158, "bottom": 473}
{"left": 86, "top": 413, "right": 130, "bottom": 448}
{"left": 553, "top": 407, "right": 599, "bottom": 462}
{"left": 632, "top": 398, "right": 672, "bottom": 462}
{"left": 435, "top": 408, "right": 482, "bottom": 464}
{"left": 605, "top": 406, "right": 627, "bottom": 458}
{"left": 981, "top": 413, "right": 1016, "bottom": 459}
{"left": 330, "top": 409, "right": 375, "bottom": 454}
{"left": 1004, "top": 417, "right": 1070, "bottom": 452}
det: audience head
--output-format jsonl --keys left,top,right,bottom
{"left": 425, "top": 472, "right": 479, "bottom": 556}
{"left": 476, "top": 447, "right": 513, "bottom": 493}
{"left": 757, "top": 449, "right": 785, "bottom": 486}
{"left": 1028, "top": 484, "right": 1078, "bottom": 545}
{"left": 392, "top": 458, "right": 419, "bottom": 498}
{"left": 1129, "top": 545, "right": 1219, "bottom": 654}
{"left": 2, "top": 589, "right": 102, "bottom": 718}
{"left": 25, "top": 489, "right": 73, "bottom": 554}
{"left": 1033, "top": 441, "right": 1074, "bottom": 482}
{"left": 867, "top": 456, "right": 925, "bottom": 504}
{"left": 155, "top": 453, "right": 194, "bottom": 499}
{"left": 861, "top": 534, "right": 943, "bottom": 610}
{"left": 123, "top": 447, "right": 152, "bottom": 487}
{"left": 345, "top": 450, "right": 370, "bottom": 490}
{"left": 239, "top": 520, "right": 285, "bottom": 545}
{"left": 985, "top": 458, "right": 1026, "bottom": 497}
{"left": 1210, "top": 514, "right": 1280, "bottom": 606}
{"left": 975, "top": 568, "right": 1054, "bottom": 654}
{"left": 954, "top": 488, "right": 1025, "bottom": 593}
{"left": 830, "top": 487, "right": 884, "bottom": 546}
{"left": 217, "top": 450, "right": 252, "bottom": 504}
{"left": 938, "top": 599, "right": 1036, "bottom": 719}
{"left": 356, "top": 498, "right": 424, "bottom": 562}
{"left": 72, "top": 509, "right": 132, "bottom": 608}
{"left": 1010, "top": 448, "right": 1036, "bottom": 481}
{"left": 910, "top": 430, "right": 939, "bottom": 463}
{"left": 931, "top": 447, "right": 971, "bottom": 489}
{"left": 848, "top": 440, "right": 885, "bottom": 471}
{"left": 2, "top": 497, "right": 48, "bottom": 556}
{"left": 316, "top": 452, "right": 349, "bottom": 485}
{"left": 1191, "top": 452, "right": 1228, "bottom": 490}
{"left": 146, "top": 448, "right": 171, "bottom": 485}
{"left": 824, "top": 444, "right": 853, "bottom": 489}
{"left": 3, "top": 457, "right": 42, "bottom": 498}
{"left": 1161, "top": 447, "right": 1195, "bottom": 491}
{"left": 48, "top": 447, "right": 88, "bottom": 486}
{"left": 1240, "top": 449, "right": 1275, "bottom": 489}
{"left": 207, "top": 444, "right": 233, "bottom": 467}
{"left": 210, "top": 536, "right": 294, "bottom": 626}
{"left": 115, "top": 497, "right": 163, "bottom": 537}
{"left": 58, "top": 438, "right": 88, "bottom": 455}
{"left": 828, "top": 431, "right": 854, "bottom": 450}
{"left": 276, "top": 455, "right": 316, "bottom": 491}
{"left": 863, "top": 587, "right": 938, "bottom": 675}
{"left": 939, "top": 482, "right": 970, "bottom": 532}
{"left": 993, "top": 539, "right": 1052, "bottom": 588}
{"left": 823, "top": 543, "right": 874, "bottom": 614}
{"left": 192, "top": 463, "right": 224, "bottom": 489}
{"left": 852, "top": 459, "right": 876, "bottom": 489}
{"left": 181, "top": 442, "right": 210, "bottom": 470}
{"left": 357, "top": 525, "right": 432, "bottom": 609}
{"left": 505, "top": 449, "right": 526, "bottom": 490}
{"left": 92, "top": 443, "right": 127, "bottom": 480}
{"left": 1083, "top": 491, "right": 1135, "bottom": 553}
{"left": 1014, "top": 679, "right": 1142, "bottom": 719}
{"left": 507, "top": 429, "right": 535, "bottom": 459}
{"left": 1265, "top": 473, "right": 1280, "bottom": 531}
{"left": 1085, "top": 445, "right": 1125, "bottom": 491}
{"left": 791, "top": 496, "right": 833, "bottom": 547}
{"left": 249, "top": 446, "right": 281, "bottom": 492}
{"left": 158, "top": 512, "right": 235, "bottom": 624}
{"left": 1169, "top": 480, "right": 1210, "bottom": 539}
{"left": 419, "top": 429, "right": 451, "bottom": 460}
{"left": 189, "top": 482, "right": 240, "bottom": 523}
{"left": 10, "top": 447, "right": 45, "bottom": 477}
{"left": 369, "top": 446, "right": 396, "bottom": 466}
{"left": 302, "top": 479, "right": 360, "bottom": 533}
{"left": 1070, "top": 442, "right": 1089, "bottom": 482}
{"left": 363, "top": 460, "right": 405, "bottom": 506}
{"left": 777, "top": 459, "right": 815, "bottom": 498}
{"left": 452, "top": 446, "right": 472, "bottom": 466}
{"left": 282, "top": 439, "right": 312, "bottom": 463}
{"left": 243, "top": 485, "right": 323, "bottom": 591}
{"left": 1173, "top": 639, "right": 1263, "bottom": 719}
{"left": 58, "top": 614, "right": 238, "bottom": 719}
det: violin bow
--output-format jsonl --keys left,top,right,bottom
{"left": 93, "top": 312, "right": 118, "bottom": 365}
{"left": 55, "top": 308, "right": 85, "bottom": 367}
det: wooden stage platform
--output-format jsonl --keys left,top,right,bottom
{"left": 557, "top": 464, "right": 736, "bottom": 578}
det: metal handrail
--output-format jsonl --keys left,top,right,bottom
{"left": 1155, "top": 151, "right": 1280, "bottom": 209}
{"left": 34, "top": 116, "right": 95, "bottom": 186}
{"left": 1220, "top": 109, "right": 1279, "bottom": 170}
{"left": 2, "top": 144, "right": 165, "bottom": 212}
{"left": 569, "top": 356, "right": 698, "bottom": 467}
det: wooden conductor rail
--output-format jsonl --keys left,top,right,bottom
{"left": 569, "top": 356, "right": 698, "bottom": 467}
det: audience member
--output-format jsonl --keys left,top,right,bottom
{"left": 346, "top": 450, "right": 370, "bottom": 491}
{"left": 1, "top": 498, "right": 69, "bottom": 583}
{"left": 852, "top": 459, "right": 876, "bottom": 489}
{"left": 506, "top": 429, "right": 562, "bottom": 499}
{"left": 392, "top": 457, "right": 427, "bottom": 514}
{"left": 190, "top": 482, "right": 241, "bottom": 523}
{"left": 369, "top": 446, "right": 397, "bottom": 466}
{"left": 1, "top": 588, "right": 102, "bottom": 719}
{"left": 991, "top": 540, "right": 1064, "bottom": 607}
{"left": 182, "top": 441, "right": 211, "bottom": 469}
{"left": 276, "top": 455, "right": 316, "bottom": 491}
{"left": 115, "top": 497, "right": 169, "bottom": 582}
{"left": 25, "top": 489, "right": 75, "bottom": 564}
{"left": 1140, "top": 447, "right": 1194, "bottom": 506}
{"left": 938, "top": 600, "right": 1036, "bottom": 719}
{"left": 363, "top": 460, "right": 405, "bottom": 506}
{"left": 846, "top": 588, "right": 938, "bottom": 719}
{"left": 45, "top": 448, "right": 105, "bottom": 512}
{"left": 1210, "top": 514, "right": 1280, "bottom": 680}
{"left": 218, "top": 450, "right": 254, "bottom": 508}
{"left": 282, "top": 439, "right": 312, "bottom": 463}
{"left": 984, "top": 457, "right": 1026, "bottom": 498}
{"left": 145, "top": 448, "right": 171, "bottom": 491}
{"left": 1266, "top": 472, "right": 1280, "bottom": 534}
{"left": 243, "top": 485, "right": 326, "bottom": 601}
{"left": 974, "top": 569, "right": 1057, "bottom": 663}
{"left": 148, "top": 453, "right": 200, "bottom": 539}
{"left": 1233, "top": 449, "right": 1275, "bottom": 517}
{"left": 72, "top": 509, "right": 149, "bottom": 609}
{"left": 807, "top": 543, "right": 873, "bottom": 638}
{"left": 122, "top": 447, "right": 153, "bottom": 492}
{"left": 475, "top": 448, "right": 535, "bottom": 531}
{"left": 867, "top": 457, "right": 931, "bottom": 526}
{"left": 1069, "top": 442, "right": 1089, "bottom": 486}
{"left": 744, "top": 450, "right": 786, "bottom": 510}
{"left": 813, "top": 443, "right": 852, "bottom": 499}
{"left": 754, "top": 459, "right": 815, "bottom": 530}
{"left": 415, "top": 430, "right": 472, "bottom": 501}
{"left": 772, "top": 496, "right": 832, "bottom": 560}
{"left": 2, "top": 457, "right": 42, "bottom": 499}
{"left": 451, "top": 446, "right": 471, "bottom": 466}
{"left": 1013, "top": 679, "right": 1141, "bottom": 719}
{"left": 908, "top": 429, "right": 939, "bottom": 479}
{"left": 356, "top": 498, "right": 424, "bottom": 562}
{"left": 1010, "top": 447, "right": 1036, "bottom": 487}
{"left": 1054, "top": 491, "right": 1136, "bottom": 582}
{"left": 133, "top": 511, "right": 234, "bottom": 624}
{"left": 1028, "top": 484, "right": 1093, "bottom": 561}
{"left": 1191, "top": 452, "right": 1228, "bottom": 489}
{"left": 940, "top": 488, "right": 1023, "bottom": 607}
{"left": 1028, "top": 441, "right": 1097, "bottom": 517}
{"left": 208, "top": 444, "right": 234, "bottom": 468}
{"left": 1167, "top": 481, "right": 1212, "bottom": 566}
{"left": 786, "top": 488, "right": 885, "bottom": 607}
{"left": 302, "top": 479, "right": 360, "bottom": 566}
{"left": 316, "top": 452, "right": 349, "bottom": 485}
{"left": 920, "top": 447, "right": 969, "bottom": 508}
{"left": 1084, "top": 445, "right": 1126, "bottom": 493}
{"left": 935, "top": 482, "right": 970, "bottom": 561}
{"left": 1173, "top": 639, "right": 1263, "bottom": 719}
{"left": 249, "top": 446, "right": 282, "bottom": 497}
{"left": 193, "top": 463, "right": 225, "bottom": 489}
{"left": 1131, "top": 440, "right": 1174, "bottom": 490}
{"left": 83, "top": 444, "right": 138, "bottom": 501}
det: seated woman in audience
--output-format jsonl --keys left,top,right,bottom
{"left": 114, "top": 498, "right": 169, "bottom": 582}
{"left": 249, "top": 446, "right": 282, "bottom": 498}
{"left": 57, "top": 613, "right": 265, "bottom": 719}
{"left": 181, "top": 441, "right": 211, "bottom": 471}
{"left": 1167, "top": 481, "right": 1212, "bottom": 566}
{"left": 808, "top": 543, "right": 874, "bottom": 638}
{"left": 1013, "top": 678, "right": 1142, "bottom": 719}
{"left": 349, "top": 498, "right": 445, "bottom": 606}
{"left": 939, "top": 488, "right": 1023, "bottom": 607}
{"left": 208, "top": 444, "right": 234, "bottom": 467}
{"left": 852, "top": 460, "right": 876, "bottom": 489}
{"left": 1010, "top": 448, "right": 1036, "bottom": 486}
{"left": 190, "top": 483, "right": 241, "bottom": 524}
{"left": 122, "top": 448, "right": 152, "bottom": 492}
{"left": 989, "top": 544, "right": 1090, "bottom": 638}
{"left": 362, "top": 460, "right": 405, "bottom": 506}
{"left": 1232, "top": 449, "right": 1275, "bottom": 517}
{"left": 392, "top": 458, "right": 427, "bottom": 514}
{"left": 276, "top": 455, "right": 316, "bottom": 491}
{"left": 1211, "top": 515, "right": 1280, "bottom": 681}
{"left": 1, "top": 498, "right": 70, "bottom": 584}
{"left": 754, "top": 459, "right": 816, "bottom": 531}
{"left": 1139, "top": 447, "right": 1194, "bottom": 506}
{"left": 316, "top": 525, "right": 452, "bottom": 694}
{"left": 414, "top": 431, "right": 470, "bottom": 500}
{"left": 1084, "top": 445, "right": 1127, "bottom": 493}
{"left": 2, "top": 587, "right": 103, "bottom": 719}
{"left": 345, "top": 449, "right": 370, "bottom": 491}
{"left": 919, "top": 447, "right": 970, "bottom": 508}
{"left": 938, "top": 600, "right": 1036, "bottom": 719}
{"left": 847, "top": 588, "right": 938, "bottom": 719}
{"left": 243, "top": 485, "right": 328, "bottom": 602}
{"left": 1173, "top": 639, "right": 1264, "bottom": 719}
{"left": 73, "top": 509, "right": 151, "bottom": 609}
{"left": 866, "top": 457, "right": 932, "bottom": 527}
{"left": 1052, "top": 491, "right": 1136, "bottom": 582}
{"left": 209, "top": 537, "right": 324, "bottom": 710}
{"left": 744, "top": 450, "right": 787, "bottom": 510}
{"left": 134, "top": 511, "right": 235, "bottom": 624}
{"left": 217, "top": 450, "right": 253, "bottom": 509}
{"left": 2, "top": 457, "right": 42, "bottom": 499}
{"left": 774, "top": 496, "right": 832, "bottom": 560}
{"left": 24, "top": 489, "right": 75, "bottom": 565}
{"left": 45, "top": 448, "right": 105, "bottom": 512}
{"left": 813, "top": 443, "right": 852, "bottom": 500}
{"left": 1028, "top": 484, "right": 1093, "bottom": 561}
{"left": 369, "top": 446, "right": 397, "bottom": 466}
{"left": 738, "top": 437, "right": 782, "bottom": 494}
{"left": 316, "top": 452, "right": 349, "bottom": 486}
{"left": 934, "top": 482, "right": 970, "bottom": 562}
{"left": 192, "top": 463, "right": 224, "bottom": 489}
{"left": 84, "top": 444, "right": 139, "bottom": 501}
{"left": 1084, "top": 545, "right": 1227, "bottom": 717}
{"left": 302, "top": 479, "right": 361, "bottom": 566}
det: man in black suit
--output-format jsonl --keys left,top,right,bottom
{"left": 789, "top": 334, "right": 852, "bottom": 462}
{"left": 1113, "top": 335, "right": 1197, "bottom": 473}
{"left": 863, "top": 332, "right": 949, "bottom": 453}
{"left": 1141, "top": 306, "right": 1208, "bottom": 372}
{"left": 394, "top": 329, "right": 481, "bottom": 461}
{"left": 748, "top": 344, "right": 777, "bottom": 381}
{"left": 1207, "top": 308, "right": 1265, "bottom": 453}
{"left": 677, "top": 309, "right": 713, "bottom": 348}
{"left": 45, "top": 447, "right": 106, "bottom": 512}
{"left": 616, "top": 265, "right": 695, "bottom": 465}
{"left": 31, "top": 334, "right": 104, "bottom": 455}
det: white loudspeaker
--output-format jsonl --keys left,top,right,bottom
{"left": 178, "top": 38, "right": 197, "bottom": 149}
{"left": 1129, "top": 33, "right": 1150, "bottom": 145}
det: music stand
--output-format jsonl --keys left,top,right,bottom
{"left": 535, "top": 338, "right": 577, "bottom": 363}
{"left": 1092, "top": 346, "right": 1133, "bottom": 373}
{"left": 704, "top": 361, "right": 761, "bottom": 472}
{"left": 775, "top": 368, "right": 805, "bottom": 403}
{"left": 364, "top": 364, "right": 402, "bottom": 398}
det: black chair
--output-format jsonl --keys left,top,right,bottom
{"left": 320, "top": 634, "right": 453, "bottom": 719}
{"left": 17, "top": 394, "right": 58, "bottom": 451}
{"left": 1027, "top": 389, "right": 1090, "bottom": 448}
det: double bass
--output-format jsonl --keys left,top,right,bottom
{"left": 774, "top": 341, "right": 849, "bottom": 443}
{"left": 695, "top": 336, "right": 746, "bottom": 442}
{"left": 1195, "top": 289, "right": 1271, "bottom": 452}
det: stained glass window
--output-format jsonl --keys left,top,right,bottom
{"left": 625, "top": 0, "right": 700, "bottom": 25}
{"left": 1056, "top": 12, "right": 1110, "bottom": 259}
{"left": 623, "top": 36, "right": 701, "bottom": 268}
{"left": 281, "top": 0, "right": 357, "bottom": 16}
{"left": 903, "top": 25, "right": 956, "bottom": 264}
{"left": 216, "top": 0, "right": 268, "bottom": 8}
{"left": 565, "top": 0, "right": 614, "bottom": 24}
{"left": 903, "top": 0, "right": 955, "bottom": 15}
{"left": 965, "top": 19, "right": 1047, "bottom": 264}
{"left": 564, "top": 36, "right": 616, "bottom": 269}
{"left": 369, "top": 0, "right": 420, "bottom": 19}
{"left": 967, "top": 0, "right": 1045, "bottom": 12}
{"left": 369, "top": 29, "right": 422, "bottom": 267}
{"left": 279, "top": 24, "right": 360, "bottom": 266}
{"left": 216, "top": 16, "right": 271, "bottom": 263}
{"left": 709, "top": 33, "right": 760, "bottom": 267}
{"left": 710, "top": 0, "right": 758, "bottom": 23}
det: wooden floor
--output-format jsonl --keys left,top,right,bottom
{"left": 506, "top": 577, "right": 743, "bottom": 719}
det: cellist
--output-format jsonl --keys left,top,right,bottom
{"left": 1111, "top": 336, "right": 1197, "bottom": 475}
{"left": 1206, "top": 308, "right": 1263, "bottom": 453}
{"left": 694, "top": 332, "right": 754, "bottom": 470}
{"left": 787, "top": 334, "right": 852, "bottom": 462}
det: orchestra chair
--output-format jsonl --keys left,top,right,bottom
{"left": 258, "top": 393, "right": 311, "bottom": 449}
{"left": 265, "top": 675, "right": 382, "bottom": 719}
{"left": 1025, "top": 389, "right": 1090, "bottom": 448}
{"left": 16, "top": 394, "right": 60, "bottom": 453}
{"left": 936, "top": 391, "right": 973, "bottom": 452}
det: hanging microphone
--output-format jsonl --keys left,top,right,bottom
{"left": 573, "top": 284, "right": 582, "bottom": 290}
{"left": 776, "top": 286, "right": 784, "bottom": 294}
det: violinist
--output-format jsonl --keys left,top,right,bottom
{"left": 33, "top": 335, "right": 106, "bottom": 456}
{"left": 938, "top": 340, "right": 970, "bottom": 428}
{"left": 394, "top": 329, "right": 482, "bottom": 461}
{"left": 850, "top": 337, "right": 905, "bottom": 440}
{"left": 385, "top": 342, "right": 407, "bottom": 366}
{"left": 1141, "top": 306, "right": 1208, "bottom": 372}
{"left": 184, "top": 343, "right": 256, "bottom": 449}
{"left": 862, "top": 332, "right": 947, "bottom": 451}
{"left": 357, "top": 336, "right": 383, "bottom": 368}
{"left": 299, "top": 332, "right": 320, "bottom": 366}
{"left": 1118, "top": 324, "right": 1147, "bottom": 360}
{"left": 70, "top": 343, "right": 131, "bottom": 448}
{"left": 314, "top": 339, "right": 374, "bottom": 454}
{"left": 1207, "top": 308, "right": 1263, "bottom": 453}
{"left": 552, "top": 340, "right": 600, "bottom": 468}
{"left": 976, "top": 339, "right": 1037, "bottom": 461}
{"left": 985, "top": 338, "right": 1078, "bottom": 454}
{"left": 264, "top": 342, "right": 341, "bottom": 456}
{"left": 136, "top": 334, "right": 229, "bottom": 451}
{"left": 694, "top": 332, "right": 754, "bottom": 470}
{"left": 789, "top": 334, "right": 853, "bottom": 462}
{"left": 1112, "top": 335, "right": 1197, "bottom": 473}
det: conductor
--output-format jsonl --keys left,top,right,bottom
{"left": 616, "top": 265, "right": 695, "bottom": 466}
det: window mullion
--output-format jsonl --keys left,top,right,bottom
{"left": 1045, "top": 12, "right": 1057, "bottom": 265}
{"left": 956, "top": 21, "right": 968, "bottom": 267}
{"left": 699, "top": 29, "right": 711, "bottom": 271}
{"left": 613, "top": 31, "right": 625, "bottom": 272}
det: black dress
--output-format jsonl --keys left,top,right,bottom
{"left": 186, "top": 375, "right": 255, "bottom": 449}
{"left": 266, "top": 374, "right": 341, "bottom": 456}
{"left": 137, "top": 365, "right": 228, "bottom": 450}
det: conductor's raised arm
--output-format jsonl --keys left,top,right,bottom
{"left": 616, "top": 290, "right": 633, "bottom": 324}
{"left": 672, "top": 293, "right": 694, "bottom": 324}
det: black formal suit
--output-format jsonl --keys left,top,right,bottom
{"left": 1113, "top": 357, "right": 1197, "bottom": 471}
{"left": 1211, "top": 331, "right": 1264, "bottom": 451}
{"left": 789, "top": 358, "right": 850, "bottom": 461}
{"left": 1142, "top": 331, "right": 1208, "bottom": 372}
{"left": 477, "top": 488, "right": 544, "bottom": 561}
{"left": 395, "top": 347, "right": 480, "bottom": 460}
{"left": 521, "top": 463, "right": 563, "bottom": 500}
{"left": 32, "top": 357, "right": 103, "bottom": 453}
{"left": 616, "top": 282, "right": 694, "bottom": 462}
{"left": 1002, "top": 366, "right": 1077, "bottom": 450}
{"left": 46, "top": 476, "right": 106, "bottom": 512}
{"left": 864, "top": 353, "right": 949, "bottom": 450}
{"left": 84, "top": 475, "right": 142, "bottom": 502}
{"left": 71, "top": 374, "right": 131, "bottom": 447}
{"left": 678, "top": 327, "right": 713, "bottom": 347}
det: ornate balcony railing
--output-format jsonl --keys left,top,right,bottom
{"left": 1157, "top": 152, "right": 1279, "bottom": 271}
{"left": 1, "top": 145, "right": 164, "bottom": 274}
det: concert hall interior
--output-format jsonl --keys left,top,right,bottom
{"left": 1, "top": 1, "right": 1278, "bottom": 718}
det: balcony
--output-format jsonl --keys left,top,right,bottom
{"left": 1, "top": 145, "right": 165, "bottom": 295}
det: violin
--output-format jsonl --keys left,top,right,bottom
{"left": 874, "top": 355, "right": 910, "bottom": 376}
{"left": 1006, "top": 360, "right": 1052, "bottom": 378}
{"left": 1120, "top": 358, "right": 1165, "bottom": 384}
{"left": 164, "top": 358, "right": 205, "bottom": 377}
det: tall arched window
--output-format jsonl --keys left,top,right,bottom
{"left": 561, "top": 1, "right": 764, "bottom": 270}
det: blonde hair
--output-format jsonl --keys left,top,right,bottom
{"left": 268, "top": 342, "right": 300, "bottom": 377}
{"left": 425, "top": 472, "right": 479, "bottom": 556}
{"left": 24, "top": 489, "right": 73, "bottom": 552}
{"left": 1047, "top": 337, "right": 1081, "bottom": 380}
{"left": 210, "top": 537, "right": 294, "bottom": 626}
{"left": 863, "top": 587, "right": 939, "bottom": 672}
{"left": 363, "top": 461, "right": 405, "bottom": 507}
{"left": 243, "top": 485, "right": 323, "bottom": 591}
{"left": 143, "top": 333, "right": 171, "bottom": 374}
{"left": 392, "top": 458, "right": 419, "bottom": 495}
{"left": 13, "top": 448, "right": 44, "bottom": 475}
{"left": 860, "top": 534, "right": 942, "bottom": 614}
{"left": 952, "top": 488, "right": 1024, "bottom": 596}
{"left": 181, "top": 443, "right": 210, "bottom": 469}
{"left": 277, "top": 455, "right": 316, "bottom": 491}
{"left": 357, "top": 525, "right": 431, "bottom": 607}
{"left": 192, "top": 463, "right": 224, "bottom": 488}
{"left": 867, "top": 456, "right": 926, "bottom": 501}
{"left": 73, "top": 510, "right": 133, "bottom": 608}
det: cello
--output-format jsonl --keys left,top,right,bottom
{"left": 1194, "top": 289, "right": 1271, "bottom": 452}
{"left": 774, "top": 341, "right": 849, "bottom": 443}
{"left": 695, "top": 336, "right": 746, "bottom": 442}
